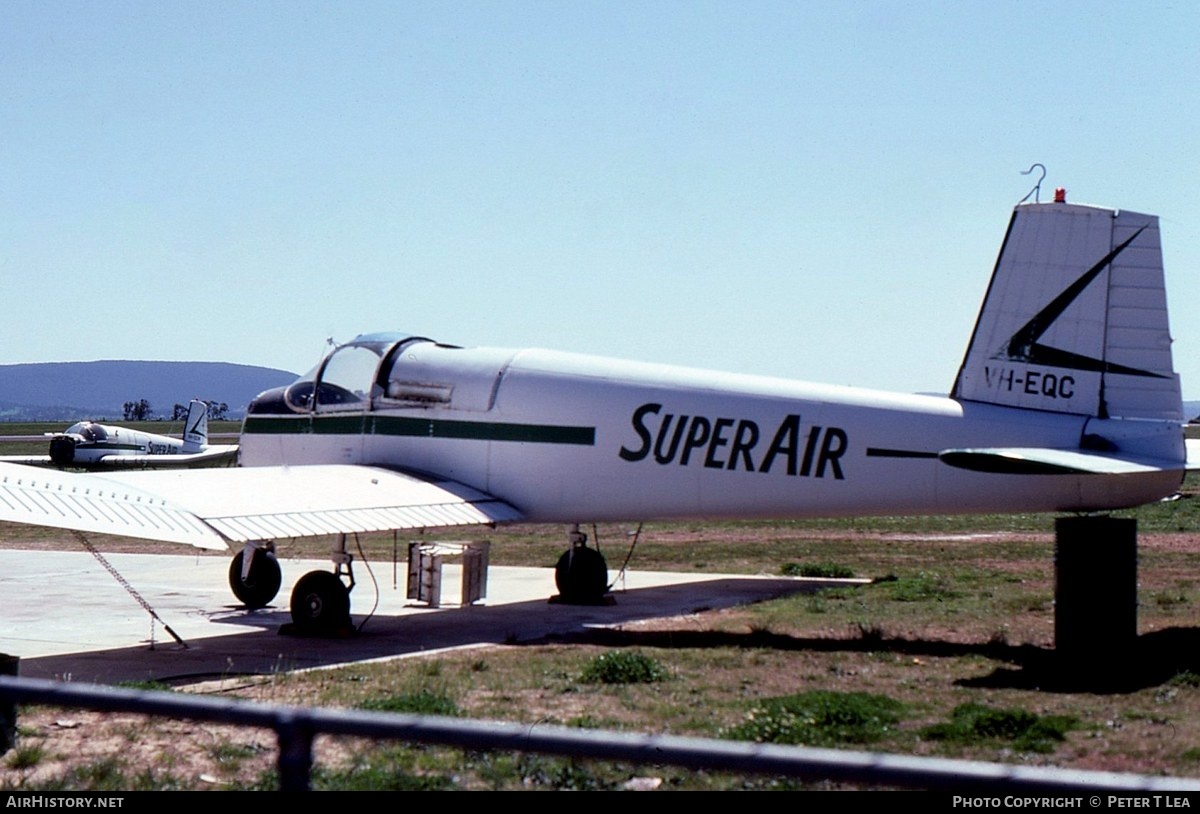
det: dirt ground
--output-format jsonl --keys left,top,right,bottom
{"left": 1, "top": 521, "right": 1198, "bottom": 790}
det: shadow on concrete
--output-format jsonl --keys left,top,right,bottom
{"left": 18, "top": 576, "right": 817, "bottom": 685}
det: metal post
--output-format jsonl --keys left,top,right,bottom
{"left": 276, "top": 714, "right": 315, "bottom": 791}
{"left": 1054, "top": 516, "right": 1138, "bottom": 685}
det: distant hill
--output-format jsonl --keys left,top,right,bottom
{"left": 0, "top": 361, "right": 297, "bottom": 421}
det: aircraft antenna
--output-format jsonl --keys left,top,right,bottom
{"left": 1018, "top": 163, "right": 1047, "bottom": 204}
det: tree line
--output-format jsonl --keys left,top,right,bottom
{"left": 122, "top": 400, "right": 231, "bottom": 421}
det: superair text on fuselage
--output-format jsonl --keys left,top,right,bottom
{"left": 619, "top": 402, "right": 848, "bottom": 479}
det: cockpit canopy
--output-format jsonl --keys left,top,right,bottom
{"left": 248, "top": 333, "right": 437, "bottom": 415}
{"left": 65, "top": 422, "right": 108, "bottom": 443}
{"left": 246, "top": 331, "right": 516, "bottom": 416}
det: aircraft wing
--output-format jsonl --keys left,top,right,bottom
{"left": 938, "top": 447, "right": 1187, "bottom": 476}
{"left": 0, "top": 446, "right": 238, "bottom": 469}
{"left": 81, "top": 445, "right": 241, "bottom": 469}
{"left": 0, "top": 455, "right": 54, "bottom": 466}
{"left": 0, "top": 463, "right": 521, "bottom": 550}
{"left": 0, "top": 463, "right": 228, "bottom": 550}
{"left": 97, "top": 464, "right": 524, "bottom": 543}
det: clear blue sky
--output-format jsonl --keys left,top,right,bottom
{"left": 4, "top": 1, "right": 1199, "bottom": 397}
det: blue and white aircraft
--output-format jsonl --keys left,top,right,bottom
{"left": 0, "top": 197, "right": 1192, "bottom": 632}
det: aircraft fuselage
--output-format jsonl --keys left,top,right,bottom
{"left": 240, "top": 336, "right": 1185, "bottom": 522}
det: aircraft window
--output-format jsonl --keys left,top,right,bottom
{"left": 315, "top": 344, "right": 384, "bottom": 412}
{"left": 73, "top": 423, "right": 107, "bottom": 442}
{"left": 283, "top": 381, "right": 317, "bottom": 412}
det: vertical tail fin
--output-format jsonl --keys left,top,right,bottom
{"left": 182, "top": 399, "right": 209, "bottom": 452}
{"left": 951, "top": 201, "right": 1182, "bottom": 421}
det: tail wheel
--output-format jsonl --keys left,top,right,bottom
{"left": 290, "top": 570, "right": 351, "bottom": 632}
{"left": 555, "top": 546, "right": 609, "bottom": 603}
{"left": 228, "top": 550, "right": 282, "bottom": 609}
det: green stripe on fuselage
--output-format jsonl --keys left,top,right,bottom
{"left": 242, "top": 414, "right": 595, "bottom": 445}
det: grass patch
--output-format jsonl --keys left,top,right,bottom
{"left": 5, "top": 743, "right": 44, "bottom": 771}
{"left": 885, "top": 572, "right": 961, "bottom": 602}
{"left": 357, "top": 690, "right": 459, "bottom": 716}
{"left": 114, "top": 680, "right": 174, "bottom": 693}
{"left": 580, "top": 651, "right": 668, "bottom": 685}
{"left": 781, "top": 562, "right": 855, "bottom": 578}
{"left": 724, "top": 691, "right": 905, "bottom": 746}
{"left": 921, "top": 703, "right": 1076, "bottom": 754}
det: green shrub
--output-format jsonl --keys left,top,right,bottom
{"left": 579, "top": 651, "right": 668, "bottom": 685}
{"left": 921, "top": 703, "right": 1076, "bottom": 753}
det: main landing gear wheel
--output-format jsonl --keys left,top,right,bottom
{"left": 228, "top": 549, "right": 282, "bottom": 609}
{"left": 290, "top": 570, "right": 351, "bottom": 634}
{"left": 555, "top": 545, "right": 609, "bottom": 604}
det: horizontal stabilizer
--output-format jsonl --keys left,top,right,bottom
{"left": 938, "top": 447, "right": 1184, "bottom": 476}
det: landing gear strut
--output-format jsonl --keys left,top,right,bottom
{"left": 554, "top": 524, "right": 609, "bottom": 604}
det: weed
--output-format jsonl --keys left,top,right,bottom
{"left": 886, "top": 573, "right": 961, "bottom": 602}
{"left": 580, "top": 651, "right": 668, "bottom": 685}
{"left": 781, "top": 562, "right": 855, "bottom": 579}
{"left": 207, "top": 739, "right": 265, "bottom": 766}
{"left": 357, "top": 690, "right": 459, "bottom": 716}
{"left": 854, "top": 621, "right": 886, "bottom": 643}
{"left": 1152, "top": 591, "right": 1190, "bottom": 608}
{"left": 114, "top": 680, "right": 174, "bottom": 692}
{"left": 515, "top": 754, "right": 619, "bottom": 790}
{"left": 724, "top": 690, "right": 905, "bottom": 746}
{"left": 5, "top": 743, "right": 43, "bottom": 770}
{"left": 566, "top": 715, "right": 604, "bottom": 729}
{"left": 921, "top": 703, "right": 1076, "bottom": 754}
{"left": 309, "top": 762, "right": 455, "bottom": 791}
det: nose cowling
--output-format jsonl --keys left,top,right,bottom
{"left": 48, "top": 436, "right": 77, "bottom": 465}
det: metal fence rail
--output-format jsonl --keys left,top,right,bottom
{"left": 0, "top": 675, "right": 1195, "bottom": 792}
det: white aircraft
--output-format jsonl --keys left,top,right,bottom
{"left": 0, "top": 399, "right": 238, "bottom": 468}
{"left": 0, "top": 197, "right": 1192, "bottom": 634}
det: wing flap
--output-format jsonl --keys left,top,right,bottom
{"left": 101, "top": 465, "right": 523, "bottom": 543}
{"left": 939, "top": 447, "right": 1180, "bottom": 475}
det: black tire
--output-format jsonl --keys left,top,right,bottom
{"left": 290, "top": 570, "right": 351, "bottom": 631}
{"left": 228, "top": 550, "right": 282, "bottom": 609}
{"left": 555, "top": 546, "right": 609, "bottom": 603}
